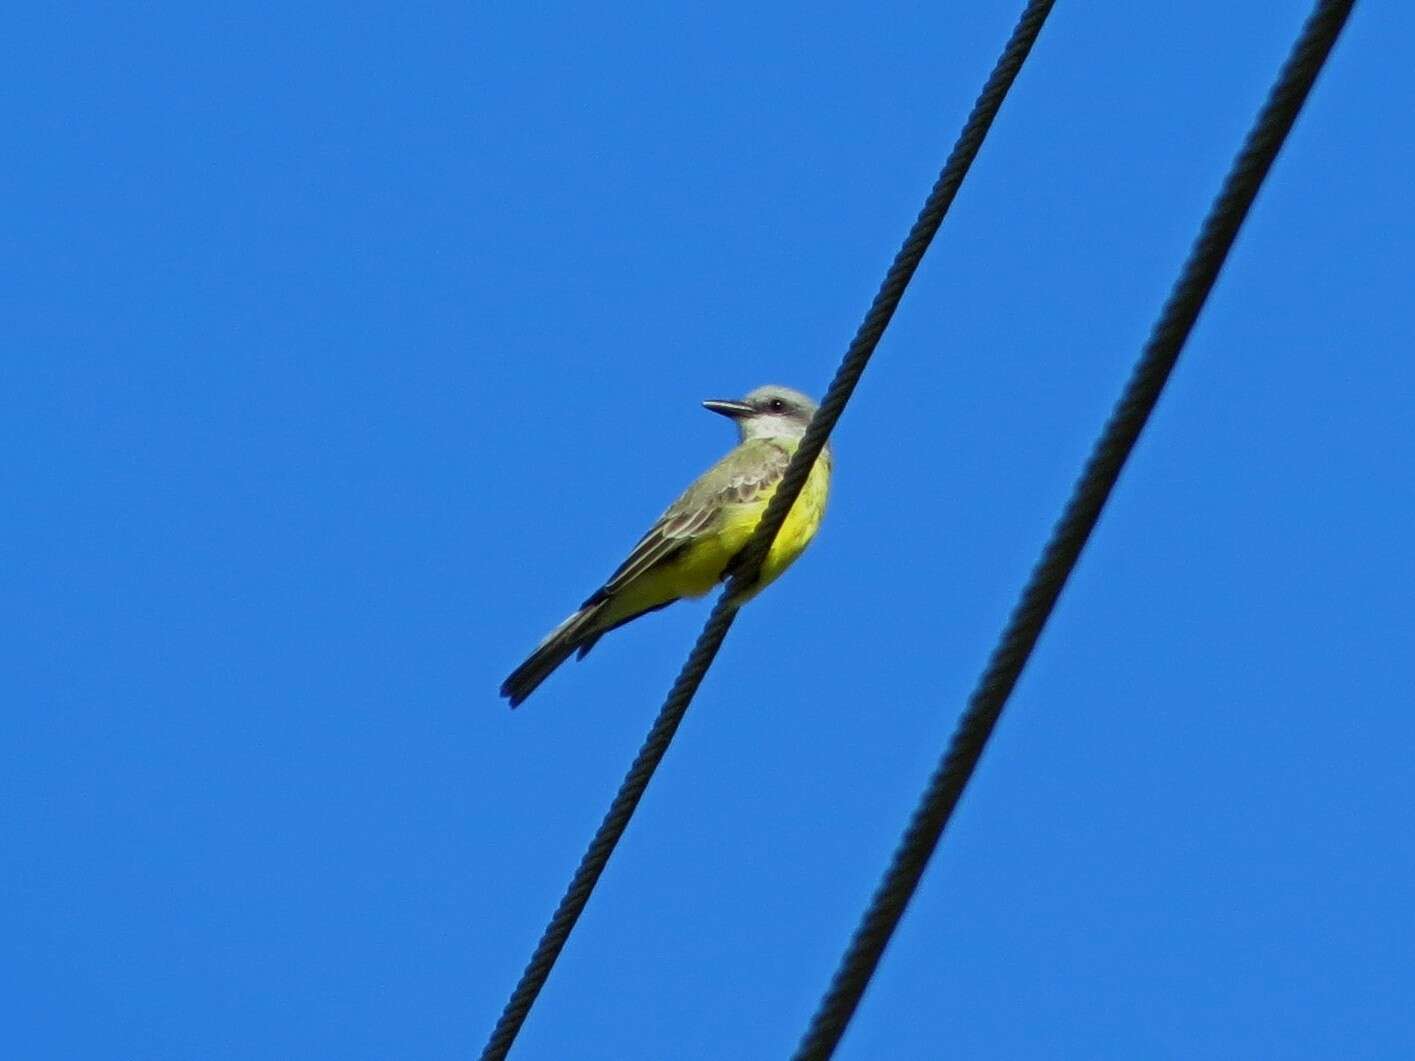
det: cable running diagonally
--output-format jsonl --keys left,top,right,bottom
{"left": 480, "top": 3, "right": 1058, "bottom": 1057}
{"left": 791, "top": 3, "right": 1357, "bottom": 1058}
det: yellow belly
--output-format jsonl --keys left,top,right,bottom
{"left": 735, "top": 449, "right": 831, "bottom": 599}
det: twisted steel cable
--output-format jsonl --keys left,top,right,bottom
{"left": 792, "top": 3, "right": 1357, "bottom": 1058}
{"left": 480, "top": 3, "right": 1057, "bottom": 1057}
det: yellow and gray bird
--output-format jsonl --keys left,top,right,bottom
{"left": 500, "top": 384, "right": 831, "bottom": 707}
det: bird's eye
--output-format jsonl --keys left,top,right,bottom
{"left": 768, "top": 398, "right": 786, "bottom": 412}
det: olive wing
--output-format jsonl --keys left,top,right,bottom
{"left": 593, "top": 439, "right": 790, "bottom": 599}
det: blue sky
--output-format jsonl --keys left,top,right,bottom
{"left": 5, "top": 3, "right": 1412, "bottom": 1058}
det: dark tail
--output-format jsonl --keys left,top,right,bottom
{"left": 500, "top": 600, "right": 606, "bottom": 708}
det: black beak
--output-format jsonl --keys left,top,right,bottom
{"left": 702, "top": 399, "right": 754, "bottom": 419}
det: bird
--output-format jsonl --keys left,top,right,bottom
{"left": 500, "top": 384, "right": 832, "bottom": 707}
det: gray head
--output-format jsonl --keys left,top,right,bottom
{"left": 701, "top": 384, "right": 818, "bottom": 442}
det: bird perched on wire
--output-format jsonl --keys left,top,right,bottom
{"left": 500, "top": 384, "right": 831, "bottom": 707}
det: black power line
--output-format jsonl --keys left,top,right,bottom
{"left": 790, "top": 2, "right": 1357, "bottom": 1058}
{"left": 479, "top": 3, "right": 1057, "bottom": 1057}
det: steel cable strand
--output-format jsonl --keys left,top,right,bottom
{"left": 792, "top": 3, "right": 1357, "bottom": 1058}
{"left": 480, "top": 3, "right": 1058, "bottom": 1057}
{"left": 481, "top": 602, "right": 738, "bottom": 1061}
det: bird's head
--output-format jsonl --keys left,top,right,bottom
{"left": 702, "top": 384, "right": 818, "bottom": 442}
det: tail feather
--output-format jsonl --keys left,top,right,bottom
{"left": 500, "top": 601, "right": 604, "bottom": 707}
{"left": 574, "top": 597, "right": 675, "bottom": 661}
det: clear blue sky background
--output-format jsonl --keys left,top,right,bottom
{"left": 5, "top": 3, "right": 1412, "bottom": 1058}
